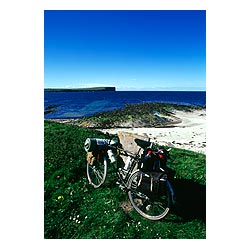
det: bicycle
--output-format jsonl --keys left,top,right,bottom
{"left": 84, "top": 133, "right": 174, "bottom": 221}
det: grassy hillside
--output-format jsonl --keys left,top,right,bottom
{"left": 44, "top": 120, "right": 206, "bottom": 239}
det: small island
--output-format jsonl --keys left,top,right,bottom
{"left": 44, "top": 87, "right": 116, "bottom": 92}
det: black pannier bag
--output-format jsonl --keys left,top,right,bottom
{"left": 137, "top": 171, "right": 169, "bottom": 199}
{"left": 138, "top": 147, "right": 170, "bottom": 198}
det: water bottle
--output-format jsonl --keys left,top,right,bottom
{"left": 107, "top": 149, "right": 116, "bottom": 163}
{"left": 124, "top": 156, "right": 131, "bottom": 170}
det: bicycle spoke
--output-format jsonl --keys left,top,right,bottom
{"left": 87, "top": 156, "right": 107, "bottom": 188}
{"left": 127, "top": 171, "right": 171, "bottom": 220}
{"left": 93, "top": 169, "right": 103, "bottom": 183}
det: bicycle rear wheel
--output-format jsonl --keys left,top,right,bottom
{"left": 127, "top": 171, "right": 171, "bottom": 220}
{"left": 86, "top": 154, "right": 108, "bottom": 188}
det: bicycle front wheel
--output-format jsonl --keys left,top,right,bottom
{"left": 127, "top": 171, "right": 171, "bottom": 220}
{"left": 86, "top": 154, "right": 108, "bottom": 188}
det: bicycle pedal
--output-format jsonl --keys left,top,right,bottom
{"left": 119, "top": 184, "right": 126, "bottom": 191}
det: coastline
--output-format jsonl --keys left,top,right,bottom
{"left": 99, "top": 109, "right": 206, "bottom": 154}
{"left": 47, "top": 106, "right": 206, "bottom": 154}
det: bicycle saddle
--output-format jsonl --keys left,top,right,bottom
{"left": 134, "top": 138, "right": 151, "bottom": 149}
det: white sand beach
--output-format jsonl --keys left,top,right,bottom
{"left": 100, "top": 109, "right": 206, "bottom": 154}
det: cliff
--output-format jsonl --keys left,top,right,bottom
{"left": 44, "top": 87, "right": 116, "bottom": 92}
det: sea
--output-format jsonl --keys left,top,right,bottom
{"left": 44, "top": 91, "right": 206, "bottom": 119}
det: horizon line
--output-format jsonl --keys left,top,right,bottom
{"left": 44, "top": 87, "right": 206, "bottom": 92}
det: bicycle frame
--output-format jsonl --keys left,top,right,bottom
{"left": 115, "top": 147, "right": 142, "bottom": 189}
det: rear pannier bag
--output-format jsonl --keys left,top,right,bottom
{"left": 137, "top": 171, "right": 169, "bottom": 198}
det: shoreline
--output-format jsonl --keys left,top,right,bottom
{"left": 99, "top": 109, "right": 206, "bottom": 154}
{"left": 46, "top": 105, "right": 206, "bottom": 154}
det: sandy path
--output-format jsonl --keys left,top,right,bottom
{"left": 100, "top": 109, "right": 206, "bottom": 154}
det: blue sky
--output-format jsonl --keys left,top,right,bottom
{"left": 44, "top": 10, "right": 206, "bottom": 91}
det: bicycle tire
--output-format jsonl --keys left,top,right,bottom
{"left": 127, "top": 170, "right": 171, "bottom": 220}
{"left": 86, "top": 154, "right": 108, "bottom": 188}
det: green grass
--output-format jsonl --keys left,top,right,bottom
{"left": 44, "top": 120, "right": 206, "bottom": 239}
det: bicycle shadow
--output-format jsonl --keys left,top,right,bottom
{"left": 168, "top": 169, "right": 206, "bottom": 223}
{"left": 105, "top": 159, "right": 206, "bottom": 223}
